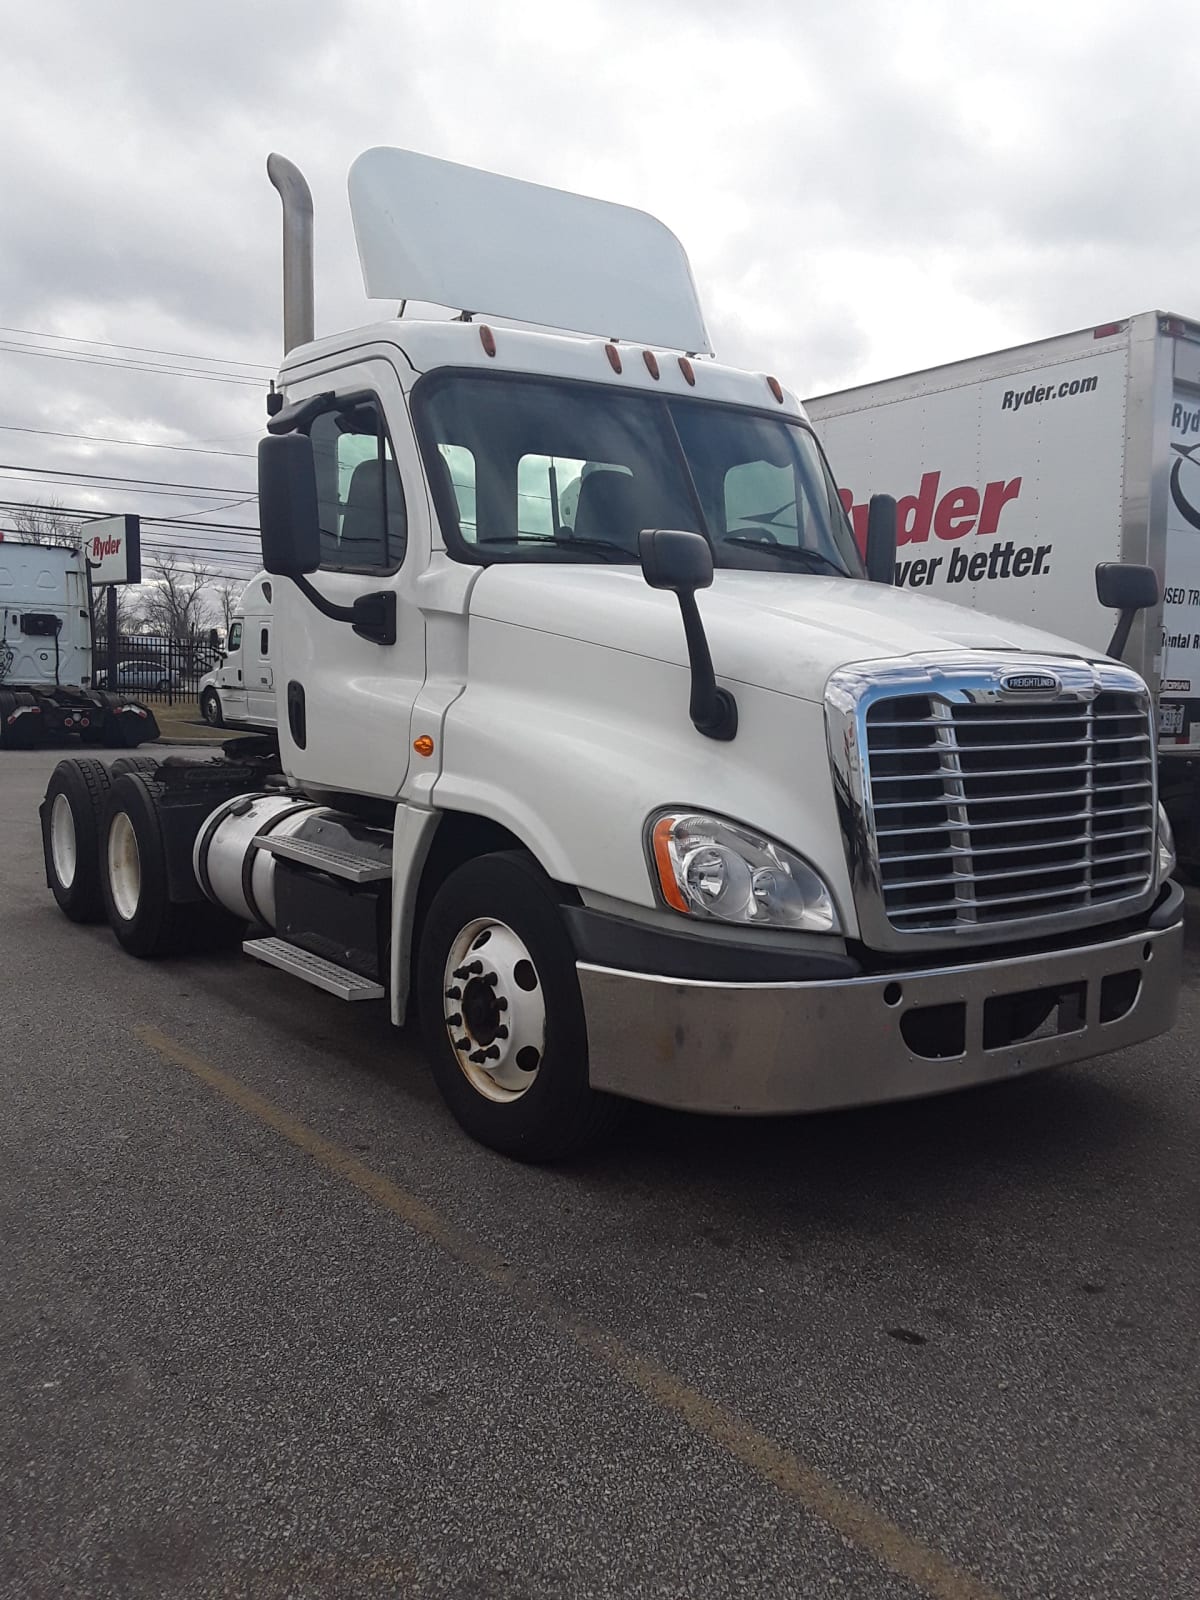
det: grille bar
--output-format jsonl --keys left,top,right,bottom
{"left": 863, "top": 686, "right": 1156, "bottom": 934}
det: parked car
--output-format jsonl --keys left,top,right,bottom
{"left": 97, "top": 658, "right": 180, "bottom": 693}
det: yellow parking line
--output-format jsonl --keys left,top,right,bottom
{"left": 135, "top": 1022, "right": 1005, "bottom": 1600}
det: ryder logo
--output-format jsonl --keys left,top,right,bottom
{"left": 839, "top": 472, "right": 1023, "bottom": 549}
{"left": 89, "top": 533, "right": 123, "bottom": 561}
{"left": 1170, "top": 439, "right": 1200, "bottom": 532}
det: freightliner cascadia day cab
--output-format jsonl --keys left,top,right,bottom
{"left": 37, "top": 150, "right": 1183, "bottom": 1160}
{"left": 1, "top": 539, "right": 158, "bottom": 750}
{"left": 805, "top": 313, "right": 1200, "bottom": 871}
{"left": 197, "top": 574, "right": 277, "bottom": 732}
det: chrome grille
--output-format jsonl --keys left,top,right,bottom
{"left": 864, "top": 690, "right": 1155, "bottom": 934}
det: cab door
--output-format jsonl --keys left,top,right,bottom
{"left": 220, "top": 620, "right": 248, "bottom": 722}
{"left": 246, "top": 617, "right": 275, "bottom": 725}
{"left": 274, "top": 358, "right": 426, "bottom": 798}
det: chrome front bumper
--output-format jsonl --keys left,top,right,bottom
{"left": 579, "top": 920, "right": 1183, "bottom": 1114}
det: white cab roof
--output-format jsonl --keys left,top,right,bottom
{"left": 347, "top": 147, "right": 711, "bottom": 355}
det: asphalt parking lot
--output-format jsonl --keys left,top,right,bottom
{"left": 1, "top": 746, "right": 1197, "bottom": 1600}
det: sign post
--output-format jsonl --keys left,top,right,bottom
{"left": 82, "top": 515, "right": 141, "bottom": 691}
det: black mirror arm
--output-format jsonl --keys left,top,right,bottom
{"left": 676, "top": 590, "right": 738, "bottom": 741}
{"left": 293, "top": 576, "right": 396, "bottom": 646}
{"left": 1106, "top": 611, "right": 1136, "bottom": 662}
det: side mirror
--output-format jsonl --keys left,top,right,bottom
{"left": 1096, "top": 562, "right": 1159, "bottom": 660}
{"left": 258, "top": 433, "right": 321, "bottom": 577}
{"left": 639, "top": 526, "right": 714, "bottom": 593}
{"left": 207, "top": 628, "right": 220, "bottom": 650}
{"left": 639, "top": 528, "right": 736, "bottom": 742}
{"left": 865, "top": 494, "right": 897, "bottom": 584}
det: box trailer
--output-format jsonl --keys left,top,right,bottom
{"left": 806, "top": 311, "right": 1200, "bottom": 865}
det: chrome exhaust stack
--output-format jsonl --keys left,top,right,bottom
{"left": 267, "top": 153, "right": 314, "bottom": 354}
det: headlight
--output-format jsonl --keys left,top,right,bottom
{"left": 648, "top": 812, "right": 841, "bottom": 932}
{"left": 1157, "top": 802, "right": 1176, "bottom": 882}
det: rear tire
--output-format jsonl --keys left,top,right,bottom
{"left": 100, "top": 774, "right": 238, "bottom": 957}
{"left": 110, "top": 754, "right": 162, "bottom": 778}
{"left": 40, "top": 758, "right": 113, "bottom": 922}
{"left": 2, "top": 690, "right": 42, "bottom": 749}
{"left": 417, "top": 851, "right": 625, "bottom": 1161}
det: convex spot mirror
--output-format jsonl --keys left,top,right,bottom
{"left": 638, "top": 527, "right": 714, "bottom": 592}
{"left": 258, "top": 433, "right": 321, "bottom": 577}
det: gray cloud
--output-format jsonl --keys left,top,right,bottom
{"left": 0, "top": 0, "right": 1194, "bottom": 573}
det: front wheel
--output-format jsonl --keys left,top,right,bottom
{"left": 417, "top": 852, "right": 625, "bottom": 1161}
{"left": 200, "top": 689, "right": 224, "bottom": 728}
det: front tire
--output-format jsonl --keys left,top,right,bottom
{"left": 200, "top": 689, "right": 223, "bottom": 728}
{"left": 417, "top": 851, "right": 624, "bottom": 1161}
{"left": 40, "top": 758, "right": 113, "bottom": 922}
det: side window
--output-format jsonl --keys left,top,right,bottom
{"left": 310, "top": 400, "right": 408, "bottom": 571}
{"left": 724, "top": 460, "right": 800, "bottom": 541}
{"left": 227, "top": 622, "right": 242, "bottom": 653}
{"left": 437, "top": 443, "right": 477, "bottom": 542}
{"left": 260, "top": 627, "right": 269, "bottom": 656}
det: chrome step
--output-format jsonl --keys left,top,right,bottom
{"left": 242, "top": 937, "right": 385, "bottom": 1001}
{"left": 252, "top": 834, "right": 391, "bottom": 883}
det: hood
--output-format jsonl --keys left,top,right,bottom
{"left": 469, "top": 565, "right": 1104, "bottom": 701}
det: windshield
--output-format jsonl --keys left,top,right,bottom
{"left": 416, "top": 372, "right": 863, "bottom": 577}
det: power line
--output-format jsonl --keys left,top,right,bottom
{"left": 0, "top": 324, "right": 274, "bottom": 371}
{"left": 0, "top": 340, "right": 266, "bottom": 387}
{"left": 0, "top": 461, "right": 251, "bottom": 495}
{"left": 0, "top": 496, "right": 259, "bottom": 534}
{"left": 0, "top": 422, "right": 256, "bottom": 460}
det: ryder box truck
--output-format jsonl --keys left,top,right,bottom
{"left": 806, "top": 312, "right": 1200, "bottom": 867}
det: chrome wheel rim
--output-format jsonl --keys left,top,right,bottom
{"left": 50, "top": 794, "right": 77, "bottom": 889}
{"left": 202, "top": 693, "right": 219, "bottom": 725}
{"left": 442, "top": 918, "right": 545, "bottom": 1102}
{"left": 107, "top": 811, "right": 141, "bottom": 922}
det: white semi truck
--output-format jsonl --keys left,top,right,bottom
{"left": 37, "top": 150, "right": 1183, "bottom": 1159}
{"left": 0, "top": 540, "right": 158, "bottom": 749}
{"left": 197, "top": 573, "right": 277, "bottom": 732}
{"left": 805, "top": 312, "right": 1200, "bottom": 870}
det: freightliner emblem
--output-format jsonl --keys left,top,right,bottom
{"left": 1000, "top": 671, "right": 1061, "bottom": 694}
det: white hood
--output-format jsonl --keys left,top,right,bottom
{"left": 469, "top": 566, "right": 1102, "bottom": 702}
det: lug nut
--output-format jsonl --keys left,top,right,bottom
{"left": 453, "top": 962, "right": 482, "bottom": 980}
{"left": 496, "top": 1026, "right": 509, "bottom": 1040}
{"left": 453, "top": 1037, "right": 472, "bottom": 1051}
{"left": 496, "top": 997, "right": 508, "bottom": 1012}
{"left": 445, "top": 987, "right": 461, "bottom": 1001}
{"left": 445, "top": 1013, "right": 462, "bottom": 1027}
{"left": 482, "top": 972, "right": 499, "bottom": 988}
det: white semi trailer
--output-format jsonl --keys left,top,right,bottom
{"left": 0, "top": 540, "right": 157, "bottom": 750}
{"left": 37, "top": 150, "right": 1183, "bottom": 1159}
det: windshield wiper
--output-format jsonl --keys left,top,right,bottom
{"left": 477, "top": 534, "right": 635, "bottom": 562}
{"left": 720, "top": 535, "right": 847, "bottom": 576}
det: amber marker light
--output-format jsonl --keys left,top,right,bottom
{"left": 413, "top": 735, "right": 435, "bottom": 758}
{"left": 651, "top": 816, "right": 689, "bottom": 913}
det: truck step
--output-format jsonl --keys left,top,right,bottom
{"left": 242, "top": 937, "right": 385, "bottom": 1001}
{"left": 251, "top": 834, "right": 392, "bottom": 883}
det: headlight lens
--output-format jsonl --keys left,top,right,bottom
{"left": 1157, "top": 801, "right": 1176, "bottom": 882}
{"left": 649, "top": 812, "right": 840, "bottom": 932}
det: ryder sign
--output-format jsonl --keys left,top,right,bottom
{"left": 84, "top": 514, "right": 141, "bottom": 586}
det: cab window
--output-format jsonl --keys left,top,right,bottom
{"left": 310, "top": 400, "right": 408, "bottom": 571}
{"left": 227, "top": 622, "right": 242, "bottom": 652}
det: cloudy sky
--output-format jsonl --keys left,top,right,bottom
{"left": 0, "top": 0, "right": 1194, "bottom": 590}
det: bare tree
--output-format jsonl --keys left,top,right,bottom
{"left": 9, "top": 499, "right": 81, "bottom": 548}
{"left": 213, "top": 580, "right": 243, "bottom": 637}
{"left": 139, "top": 555, "right": 216, "bottom": 645}
{"left": 93, "top": 583, "right": 144, "bottom": 647}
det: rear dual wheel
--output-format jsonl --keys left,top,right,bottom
{"left": 99, "top": 774, "right": 241, "bottom": 958}
{"left": 40, "top": 758, "right": 113, "bottom": 921}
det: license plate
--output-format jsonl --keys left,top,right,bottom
{"left": 1159, "top": 702, "right": 1186, "bottom": 736}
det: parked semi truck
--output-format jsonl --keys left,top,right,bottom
{"left": 37, "top": 150, "right": 1183, "bottom": 1159}
{"left": 197, "top": 574, "right": 277, "bottom": 731}
{"left": 805, "top": 312, "right": 1200, "bottom": 868}
{"left": 0, "top": 540, "right": 158, "bottom": 749}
